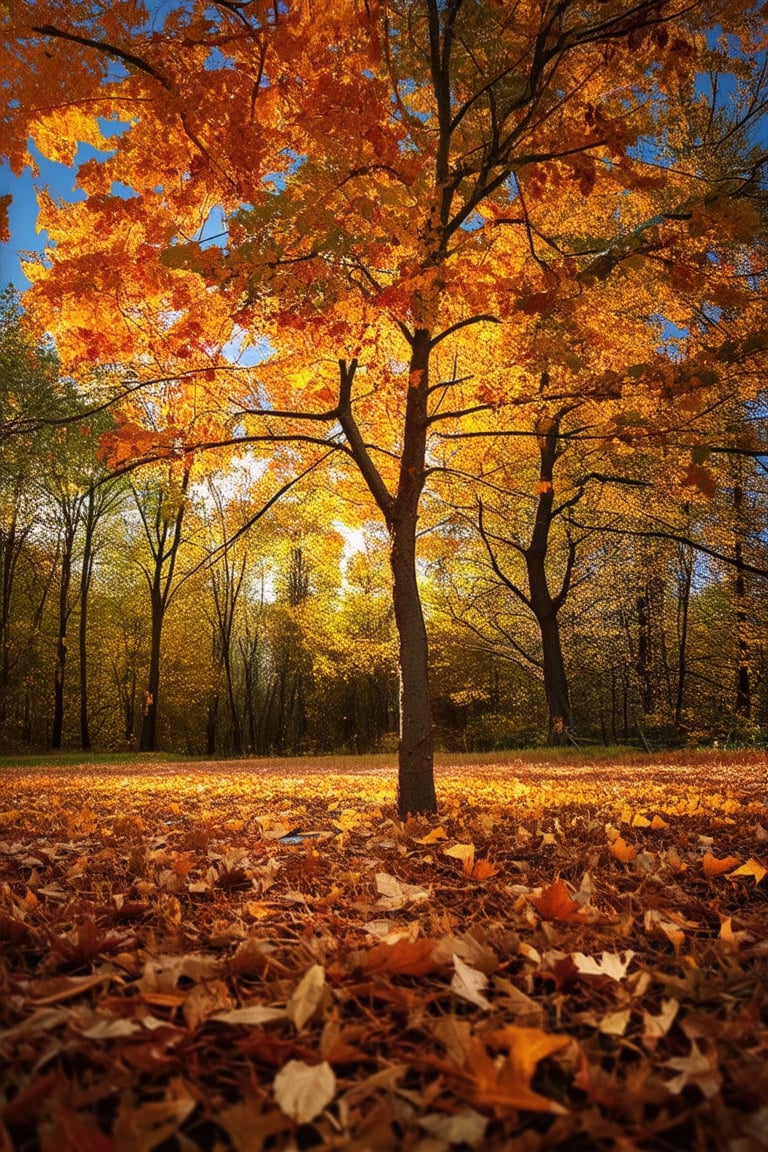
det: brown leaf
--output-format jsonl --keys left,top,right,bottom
{"left": 531, "top": 879, "right": 585, "bottom": 922}
{"left": 359, "top": 937, "right": 439, "bottom": 977}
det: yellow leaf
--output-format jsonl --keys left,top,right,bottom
{"left": 444, "top": 842, "right": 476, "bottom": 875}
{"left": 29, "top": 107, "right": 109, "bottom": 165}
{"left": 417, "top": 825, "right": 449, "bottom": 844}
{"left": 650, "top": 815, "right": 669, "bottom": 829}
{"left": 728, "top": 857, "right": 766, "bottom": 884}
{"left": 632, "top": 812, "right": 651, "bottom": 828}
{"left": 610, "top": 837, "right": 638, "bottom": 863}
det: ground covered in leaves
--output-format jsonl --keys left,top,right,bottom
{"left": 1, "top": 750, "right": 767, "bottom": 1151}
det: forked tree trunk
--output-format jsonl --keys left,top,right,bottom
{"left": 337, "top": 336, "right": 437, "bottom": 818}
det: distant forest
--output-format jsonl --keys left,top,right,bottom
{"left": 1, "top": 284, "right": 765, "bottom": 758}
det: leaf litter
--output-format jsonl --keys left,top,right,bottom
{"left": 0, "top": 751, "right": 767, "bottom": 1150}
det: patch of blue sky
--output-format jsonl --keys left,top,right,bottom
{"left": 650, "top": 314, "right": 689, "bottom": 356}
{"left": 0, "top": 113, "right": 135, "bottom": 289}
{"left": 222, "top": 330, "right": 272, "bottom": 369}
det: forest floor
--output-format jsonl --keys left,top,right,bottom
{"left": 0, "top": 749, "right": 767, "bottom": 1151}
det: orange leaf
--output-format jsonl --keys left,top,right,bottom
{"left": 464, "top": 1027, "right": 570, "bottom": 1115}
{"left": 471, "top": 858, "right": 500, "bottom": 881}
{"left": 610, "top": 837, "right": 638, "bottom": 863}
{"left": 702, "top": 852, "right": 741, "bottom": 877}
{"left": 531, "top": 879, "right": 584, "bottom": 922}
{"left": 359, "top": 938, "right": 439, "bottom": 977}
{"left": 0, "top": 193, "right": 11, "bottom": 244}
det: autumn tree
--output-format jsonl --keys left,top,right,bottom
{"left": 3, "top": 1, "right": 768, "bottom": 809}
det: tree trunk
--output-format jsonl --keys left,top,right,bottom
{"left": 674, "top": 544, "right": 693, "bottom": 733}
{"left": 525, "top": 409, "right": 574, "bottom": 744}
{"left": 78, "top": 492, "right": 96, "bottom": 751}
{"left": 390, "top": 507, "right": 435, "bottom": 815}
{"left": 139, "top": 588, "right": 162, "bottom": 751}
{"left": 337, "top": 342, "right": 436, "bottom": 817}
{"left": 52, "top": 528, "right": 74, "bottom": 749}
{"left": 733, "top": 486, "right": 751, "bottom": 718}
{"left": 539, "top": 611, "right": 572, "bottom": 743}
{"left": 391, "top": 331, "right": 436, "bottom": 816}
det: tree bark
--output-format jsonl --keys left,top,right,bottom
{"left": 78, "top": 490, "right": 97, "bottom": 751}
{"left": 52, "top": 522, "right": 75, "bottom": 749}
{"left": 137, "top": 465, "right": 190, "bottom": 753}
{"left": 525, "top": 410, "right": 573, "bottom": 743}
{"left": 139, "top": 584, "right": 163, "bottom": 751}
{"left": 733, "top": 485, "right": 751, "bottom": 718}
{"left": 337, "top": 343, "right": 437, "bottom": 816}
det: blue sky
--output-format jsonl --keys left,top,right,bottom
{"left": 0, "top": 160, "right": 44, "bottom": 291}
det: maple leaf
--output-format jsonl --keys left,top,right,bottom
{"left": 664, "top": 1041, "right": 721, "bottom": 1098}
{"left": 571, "top": 950, "right": 635, "bottom": 981}
{"left": 610, "top": 837, "right": 639, "bottom": 863}
{"left": 531, "top": 879, "right": 586, "bottom": 922}
{"left": 460, "top": 1028, "right": 570, "bottom": 1115}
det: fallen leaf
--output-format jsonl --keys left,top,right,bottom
{"left": 465, "top": 1027, "right": 571, "bottom": 1115}
{"left": 531, "top": 879, "right": 585, "bottom": 922}
{"left": 728, "top": 857, "right": 766, "bottom": 884}
{"left": 571, "top": 950, "right": 635, "bottom": 981}
{"left": 375, "top": 871, "right": 429, "bottom": 909}
{"left": 702, "top": 852, "right": 741, "bottom": 877}
{"left": 182, "top": 979, "right": 233, "bottom": 1030}
{"left": 610, "top": 837, "right": 639, "bottom": 863}
{"left": 287, "top": 963, "right": 326, "bottom": 1030}
{"left": 212, "top": 1005, "right": 289, "bottom": 1026}
{"left": 664, "top": 1040, "right": 721, "bottom": 1098}
{"left": 642, "top": 998, "right": 679, "bottom": 1042}
{"left": 444, "top": 842, "right": 476, "bottom": 873}
{"left": 419, "top": 1108, "right": 488, "bottom": 1146}
{"left": 273, "top": 1059, "right": 335, "bottom": 1123}
{"left": 416, "top": 826, "right": 449, "bottom": 844}
{"left": 451, "top": 954, "right": 491, "bottom": 1010}
{"left": 360, "top": 937, "right": 439, "bottom": 977}
{"left": 598, "top": 1008, "right": 631, "bottom": 1036}
{"left": 113, "top": 1078, "right": 196, "bottom": 1152}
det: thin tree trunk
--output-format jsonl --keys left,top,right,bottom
{"left": 52, "top": 525, "right": 75, "bottom": 749}
{"left": 78, "top": 491, "right": 96, "bottom": 751}
{"left": 674, "top": 545, "right": 693, "bottom": 732}
{"left": 733, "top": 486, "right": 751, "bottom": 718}
{"left": 139, "top": 588, "right": 162, "bottom": 751}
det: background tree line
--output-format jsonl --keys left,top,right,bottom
{"left": 1, "top": 278, "right": 765, "bottom": 759}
